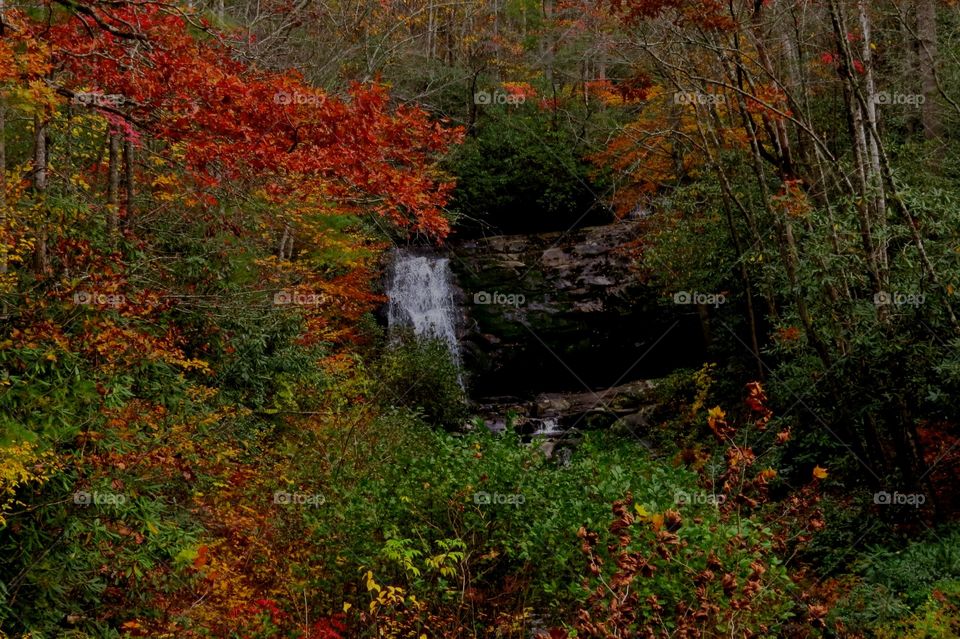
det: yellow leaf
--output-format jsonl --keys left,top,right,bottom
{"left": 650, "top": 513, "right": 664, "bottom": 531}
{"left": 812, "top": 465, "right": 828, "bottom": 480}
{"left": 342, "top": 602, "right": 352, "bottom": 613}
{"left": 634, "top": 503, "right": 649, "bottom": 519}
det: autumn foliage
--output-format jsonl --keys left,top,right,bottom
{"left": 0, "top": 0, "right": 460, "bottom": 635}
{"left": 4, "top": 0, "right": 960, "bottom": 636}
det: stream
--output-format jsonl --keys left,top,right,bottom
{"left": 384, "top": 229, "right": 671, "bottom": 449}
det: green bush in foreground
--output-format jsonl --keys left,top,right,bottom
{"left": 274, "top": 396, "right": 801, "bottom": 634}
{"left": 831, "top": 527, "right": 960, "bottom": 637}
{"left": 377, "top": 334, "right": 469, "bottom": 428}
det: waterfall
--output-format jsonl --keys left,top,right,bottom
{"left": 386, "top": 249, "right": 463, "bottom": 380}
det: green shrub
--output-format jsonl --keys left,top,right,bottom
{"left": 831, "top": 527, "right": 960, "bottom": 635}
{"left": 447, "top": 106, "right": 608, "bottom": 233}
{"left": 276, "top": 398, "right": 799, "bottom": 630}
{"left": 377, "top": 334, "right": 468, "bottom": 428}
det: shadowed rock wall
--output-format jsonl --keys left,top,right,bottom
{"left": 448, "top": 220, "right": 706, "bottom": 398}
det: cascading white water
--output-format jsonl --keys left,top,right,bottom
{"left": 531, "top": 418, "right": 563, "bottom": 437}
{"left": 386, "top": 249, "right": 463, "bottom": 381}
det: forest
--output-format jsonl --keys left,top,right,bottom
{"left": 2, "top": 0, "right": 960, "bottom": 637}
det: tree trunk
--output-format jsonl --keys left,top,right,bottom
{"left": 33, "top": 115, "right": 47, "bottom": 192}
{"left": 696, "top": 303, "right": 712, "bottom": 351}
{"left": 0, "top": 95, "right": 6, "bottom": 281}
{"left": 468, "top": 70, "right": 480, "bottom": 133}
{"left": 32, "top": 114, "right": 49, "bottom": 274}
{"left": 917, "top": 0, "right": 941, "bottom": 139}
{"left": 426, "top": 0, "right": 435, "bottom": 60}
{"left": 541, "top": 0, "right": 555, "bottom": 88}
{"left": 0, "top": 95, "right": 5, "bottom": 208}
{"left": 857, "top": 0, "right": 888, "bottom": 274}
{"left": 278, "top": 225, "right": 294, "bottom": 260}
{"left": 123, "top": 138, "right": 134, "bottom": 227}
{"left": 738, "top": 86, "right": 832, "bottom": 368}
{"left": 899, "top": 5, "right": 921, "bottom": 134}
{"left": 829, "top": 0, "right": 885, "bottom": 304}
{"left": 107, "top": 133, "right": 120, "bottom": 235}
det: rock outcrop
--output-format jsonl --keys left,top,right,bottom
{"left": 448, "top": 220, "right": 704, "bottom": 397}
{"left": 471, "top": 379, "right": 660, "bottom": 458}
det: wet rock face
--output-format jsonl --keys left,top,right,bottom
{"left": 449, "top": 220, "right": 705, "bottom": 398}
{"left": 471, "top": 380, "right": 660, "bottom": 449}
